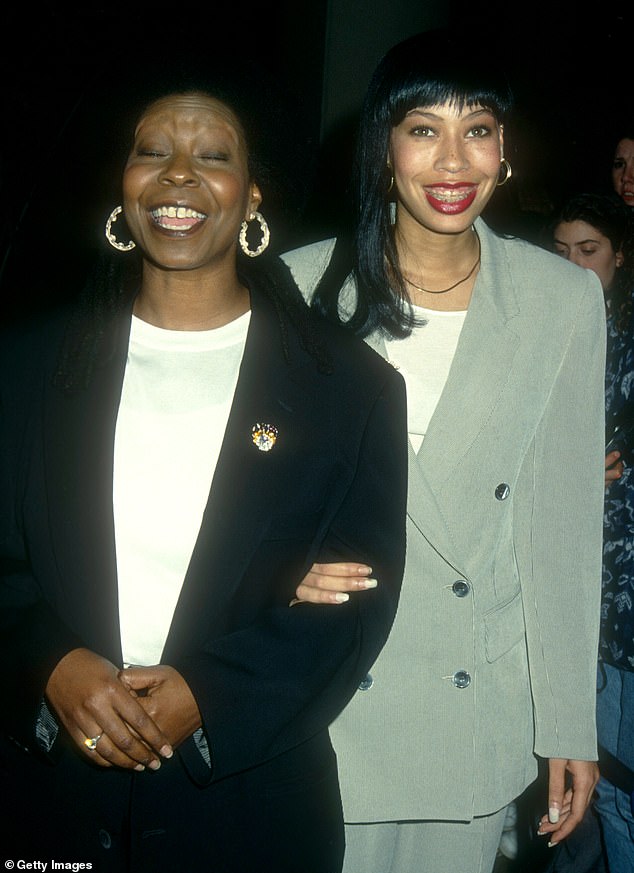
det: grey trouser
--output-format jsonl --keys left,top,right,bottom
{"left": 342, "top": 806, "right": 508, "bottom": 873}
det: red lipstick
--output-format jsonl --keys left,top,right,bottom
{"left": 424, "top": 183, "right": 477, "bottom": 215}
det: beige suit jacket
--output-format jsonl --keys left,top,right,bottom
{"left": 282, "top": 218, "right": 606, "bottom": 821}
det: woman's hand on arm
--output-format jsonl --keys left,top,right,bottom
{"left": 119, "top": 665, "right": 202, "bottom": 749}
{"left": 537, "top": 758, "right": 600, "bottom": 846}
{"left": 45, "top": 647, "right": 173, "bottom": 770}
{"left": 605, "top": 450, "right": 623, "bottom": 488}
{"left": 293, "top": 562, "right": 377, "bottom": 605}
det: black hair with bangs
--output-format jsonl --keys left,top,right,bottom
{"left": 312, "top": 29, "right": 514, "bottom": 338}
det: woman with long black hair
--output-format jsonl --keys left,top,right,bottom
{"left": 283, "top": 28, "right": 606, "bottom": 873}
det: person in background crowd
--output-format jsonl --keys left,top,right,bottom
{"left": 612, "top": 133, "right": 634, "bottom": 211}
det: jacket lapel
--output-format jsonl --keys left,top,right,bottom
{"left": 417, "top": 220, "right": 520, "bottom": 490}
{"left": 364, "top": 331, "right": 465, "bottom": 571}
{"left": 367, "top": 220, "right": 520, "bottom": 572}
{"left": 162, "top": 289, "right": 311, "bottom": 658}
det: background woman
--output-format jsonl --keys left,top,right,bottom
{"left": 0, "top": 66, "right": 407, "bottom": 872}
{"left": 612, "top": 132, "right": 634, "bottom": 212}
{"left": 552, "top": 192, "right": 627, "bottom": 301}
{"left": 283, "top": 29, "right": 606, "bottom": 873}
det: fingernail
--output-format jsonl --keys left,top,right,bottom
{"left": 160, "top": 745, "right": 173, "bottom": 758}
{"left": 357, "top": 565, "right": 373, "bottom": 575}
{"left": 548, "top": 841, "right": 558, "bottom": 848}
{"left": 334, "top": 593, "right": 349, "bottom": 603}
{"left": 549, "top": 806, "right": 560, "bottom": 824}
{"left": 134, "top": 764, "right": 145, "bottom": 772}
{"left": 357, "top": 578, "right": 378, "bottom": 589}
{"left": 148, "top": 759, "right": 161, "bottom": 771}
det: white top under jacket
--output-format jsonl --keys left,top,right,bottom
{"left": 114, "top": 312, "right": 250, "bottom": 667}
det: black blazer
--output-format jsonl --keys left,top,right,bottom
{"left": 0, "top": 282, "right": 407, "bottom": 872}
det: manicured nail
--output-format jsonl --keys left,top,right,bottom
{"left": 134, "top": 764, "right": 145, "bottom": 772}
{"left": 548, "top": 841, "right": 558, "bottom": 848}
{"left": 549, "top": 806, "right": 560, "bottom": 824}
{"left": 160, "top": 745, "right": 173, "bottom": 758}
{"left": 357, "top": 565, "right": 373, "bottom": 575}
{"left": 334, "top": 593, "right": 350, "bottom": 603}
{"left": 148, "top": 759, "right": 161, "bottom": 771}
{"left": 357, "top": 578, "right": 378, "bottom": 589}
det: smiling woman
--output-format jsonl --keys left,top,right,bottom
{"left": 121, "top": 93, "right": 259, "bottom": 323}
{"left": 0, "top": 67, "right": 408, "bottom": 872}
{"left": 282, "top": 27, "right": 606, "bottom": 873}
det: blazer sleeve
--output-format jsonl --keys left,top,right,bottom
{"left": 514, "top": 269, "right": 605, "bottom": 761}
{"left": 0, "top": 331, "right": 85, "bottom": 755}
{"left": 171, "top": 365, "right": 408, "bottom": 784}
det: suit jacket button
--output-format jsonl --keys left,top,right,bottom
{"left": 99, "top": 829, "right": 112, "bottom": 849}
{"left": 358, "top": 673, "right": 374, "bottom": 691}
{"left": 452, "top": 580, "right": 470, "bottom": 598}
{"left": 452, "top": 670, "right": 471, "bottom": 689}
{"left": 495, "top": 483, "right": 511, "bottom": 500}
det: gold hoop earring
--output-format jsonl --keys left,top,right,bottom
{"left": 497, "top": 158, "right": 513, "bottom": 187}
{"left": 239, "top": 211, "right": 270, "bottom": 257}
{"left": 105, "top": 206, "right": 136, "bottom": 252}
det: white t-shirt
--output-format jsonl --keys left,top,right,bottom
{"left": 385, "top": 305, "right": 466, "bottom": 452}
{"left": 113, "top": 311, "right": 250, "bottom": 667}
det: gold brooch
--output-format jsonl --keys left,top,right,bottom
{"left": 251, "top": 423, "right": 278, "bottom": 452}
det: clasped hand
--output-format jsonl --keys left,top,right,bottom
{"left": 45, "top": 648, "right": 201, "bottom": 771}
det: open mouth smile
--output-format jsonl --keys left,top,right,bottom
{"left": 150, "top": 205, "right": 208, "bottom": 232}
{"left": 424, "top": 184, "right": 478, "bottom": 215}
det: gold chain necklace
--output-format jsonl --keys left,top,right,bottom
{"left": 403, "top": 232, "right": 481, "bottom": 295}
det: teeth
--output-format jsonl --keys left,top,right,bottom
{"left": 152, "top": 206, "right": 207, "bottom": 220}
{"left": 427, "top": 188, "right": 474, "bottom": 203}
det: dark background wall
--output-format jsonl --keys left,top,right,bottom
{"left": 0, "top": 1, "right": 630, "bottom": 321}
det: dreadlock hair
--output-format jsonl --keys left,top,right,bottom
{"left": 53, "top": 247, "right": 332, "bottom": 393}
{"left": 242, "top": 254, "right": 333, "bottom": 375}
{"left": 312, "top": 28, "right": 514, "bottom": 339}
{"left": 52, "top": 250, "right": 138, "bottom": 391}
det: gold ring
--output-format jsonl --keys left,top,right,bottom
{"left": 83, "top": 734, "right": 102, "bottom": 751}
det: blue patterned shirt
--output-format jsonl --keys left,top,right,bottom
{"left": 602, "top": 298, "right": 634, "bottom": 671}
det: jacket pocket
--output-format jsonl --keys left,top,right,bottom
{"left": 484, "top": 589, "right": 525, "bottom": 663}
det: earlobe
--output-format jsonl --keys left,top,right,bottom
{"left": 616, "top": 251, "right": 625, "bottom": 268}
{"left": 248, "top": 183, "right": 263, "bottom": 218}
